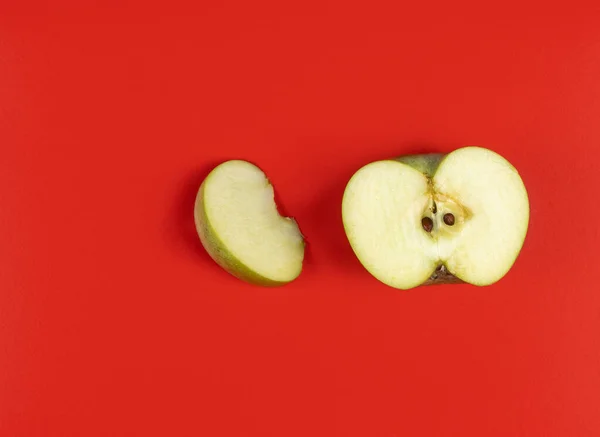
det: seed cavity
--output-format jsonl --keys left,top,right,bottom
{"left": 443, "top": 213, "right": 455, "bottom": 226}
{"left": 421, "top": 217, "right": 433, "bottom": 233}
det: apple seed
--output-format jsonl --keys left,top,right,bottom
{"left": 421, "top": 217, "right": 433, "bottom": 233}
{"left": 443, "top": 213, "right": 455, "bottom": 226}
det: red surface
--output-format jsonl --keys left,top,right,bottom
{"left": 2, "top": 1, "right": 600, "bottom": 436}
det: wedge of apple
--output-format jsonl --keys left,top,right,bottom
{"left": 342, "top": 146, "right": 529, "bottom": 289}
{"left": 194, "top": 160, "right": 305, "bottom": 286}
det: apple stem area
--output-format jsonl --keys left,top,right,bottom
{"left": 423, "top": 265, "right": 464, "bottom": 286}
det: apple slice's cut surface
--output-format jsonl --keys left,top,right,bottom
{"left": 342, "top": 161, "right": 439, "bottom": 290}
{"left": 342, "top": 146, "right": 529, "bottom": 289}
{"left": 433, "top": 147, "right": 530, "bottom": 286}
{"left": 194, "top": 160, "right": 305, "bottom": 286}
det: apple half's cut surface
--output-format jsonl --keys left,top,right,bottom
{"left": 342, "top": 146, "right": 529, "bottom": 289}
{"left": 194, "top": 160, "right": 305, "bottom": 286}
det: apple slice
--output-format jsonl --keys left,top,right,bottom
{"left": 194, "top": 160, "right": 305, "bottom": 286}
{"left": 342, "top": 146, "right": 529, "bottom": 289}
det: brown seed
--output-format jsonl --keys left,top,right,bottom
{"left": 432, "top": 201, "right": 437, "bottom": 214}
{"left": 443, "top": 213, "right": 455, "bottom": 226}
{"left": 421, "top": 217, "right": 433, "bottom": 233}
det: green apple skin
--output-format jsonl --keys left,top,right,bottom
{"left": 395, "top": 153, "right": 445, "bottom": 178}
{"left": 194, "top": 180, "right": 294, "bottom": 287}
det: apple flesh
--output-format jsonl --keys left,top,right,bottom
{"left": 194, "top": 160, "right": 305, "bottom": 286}
{"left": 342, "top": 146, "right": 529, "bottom": 289}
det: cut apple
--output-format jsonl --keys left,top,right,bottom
{"left": 194, "top": 160, "right": 305, "bottom": 286}
{"left": 342, "top": 146, "right": 529, "bottom": 289}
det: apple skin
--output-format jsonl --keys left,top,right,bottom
{"left": 194, "top": 179, "right": 293, "bottom": 287}
{"left": 395, "top": 153, "right": 445, "bottom": 178}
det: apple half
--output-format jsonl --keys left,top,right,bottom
{"left": 342, "top": 146, "right": 529, "bottom": 289}
{"left": 194, "top": 160, "right": 305, "bottom": 286}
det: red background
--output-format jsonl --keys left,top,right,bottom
{"left": 1, "top": 1, "right": 599, "bottom": 436}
